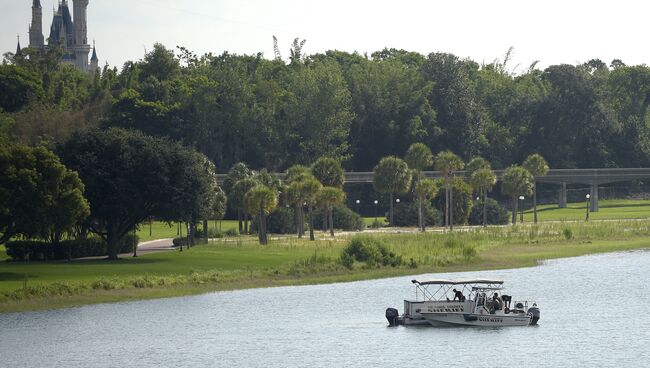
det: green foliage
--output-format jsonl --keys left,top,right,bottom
{"left": 433, "top": 177, "right": 474, "bottom": 225}
{"left": 391, "top": 202, "right": 442, "bottom": 227}
{"left": 468, "top": 198, "right": 509, "bottom": 225}
{"left": 341, "top": 235, "right": 402, "bottom": 268}
{"left": 434, "top": 150, "right": 464, "bottom": 175}
{"left": 252, "top": 207, "right": 296, "bottom": 234}
{"left": 58, "top": 128, "right": 215, "bottom": 259}
{"left": 0, "top": 65, "right": 44, "bottom": 112}
{"left": 405, "top": 143, "right": 433, "bottom": 173}
{"left": 563, "top": 228, "right": 574, "bottom": 240}
{"left": 372, "top": 156, "right": 412, "bottom": 194}
{"left": 466, "top": 156, "right": 491, "bottom": 175}
{"left": 5, "top": 235, "right": 136, "bottom": 261}
{"left": 311, "top": 157, "right": 344, "bottom": 188}
{"left": 0, "top": 143, "right": 89, "bottom": 244}
{"left": 313, "top": 205, "right": 365, "bottom": 231}
{"left": 523, "top": 154, "right": 549, "bottom": 177}
{"left": 245, "top": 185, "right": 278, "bottom": 216}
{"left": 501, "top": 165, "right": 534, "bottom": 198}
{"left": 470, "top": 167, "right": 497, "bottom": 194}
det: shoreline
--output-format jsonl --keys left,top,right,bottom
{"left": 1, "top": 235, "right": 648, "bottom": 314}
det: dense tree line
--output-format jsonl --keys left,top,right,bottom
{"left": 4, "top": 44, "right": 650, "bottom": 172}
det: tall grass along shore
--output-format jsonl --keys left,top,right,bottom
{"left": 1, "top": 220, "right": 649, "bottom": 313}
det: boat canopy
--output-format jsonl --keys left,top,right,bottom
{"left": 411, "top": 279, "right": 504, "bottom": 286}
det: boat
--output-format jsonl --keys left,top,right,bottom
{"left": 385, "top": 278, "right": 540, "bottom": 327}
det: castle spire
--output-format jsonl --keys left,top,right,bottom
{"left": 16, "top": 34, "right": 21, "bottom": 54}
{"left": 91, "top": 40, "right": 98, "bottom": 61}
{"left": 33, "top": 0, "right": 41, "bottom": 8}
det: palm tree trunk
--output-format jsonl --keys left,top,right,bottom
{"left": 329, "top": 208, "right": 334, "bottom": 237}
{"left": 512, "top": 196, "right": 517, "bottom": 225}
{"left": 450, "top": 185, "right": 454, "bottom": 231}
{"left": 389, "top": 192, "right": 394, "bottom": 226}
{"left": 421, "top": 198, "right": 426, "bottom": 232}
{"left": 203, "top": 219, "right": 209, "bottom": 242}
{"left": 308, "top": 204, "right": 315, "bottom": 241}
{"left": 258, "top": 208, "right": 266, "bottom": 244}
{"left": 533, "top": 180, "right": 538, "bottom": 224}
{"left": 238, "top": 209, "right": 243, "bottom": 234}
{"left": 483, "top": 191, "right": 488, "bottom": 228}
{"left": 444, "top": 182, "right": 449, "bottom": 228}
{"left": 295, "top": 205, "right": 302, "bottom": 238}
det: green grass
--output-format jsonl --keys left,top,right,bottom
{"left": 521, "top": 199, "right": 650, "bottom": 222}
{"left": 362, "top": 217, "right": 388, "bottom": 226}
{"left": 2, "top": 219, "right": 650, "bottom": 313}
{"left": 136, "top": 220, "right": 240, "bottom": 242}
{"left": 0, "top": 245, "right": 6, "bottom": 262}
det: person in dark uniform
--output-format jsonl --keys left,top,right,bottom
{"left": 452, "top": 289, "right": 465, "bottom": 302}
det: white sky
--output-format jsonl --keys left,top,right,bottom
{"left": 2, "top": 0, "right": 649, "bottom": 70}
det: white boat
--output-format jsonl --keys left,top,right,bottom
{"left": 386, "top": 279, "right": 540, "bottom": 327}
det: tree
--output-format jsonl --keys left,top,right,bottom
{"left": 434, "top": 151, "right": 464, "bottom": 229}
{"left": 285, "top": 165, "right": 312, "bottom": 236}
{"left": 405, "top": 143, "right": 433, "bottom": 230}
{"left": 311, "top": 157, "right": 344, "bottom": 188}
{"left": 501, "top": 166, "right": 534, "bottom": 224}
{"left": 245, "top": 185, "right": 278, "bottom": 244}
{"left": 231, "top": 178, "right": 258, "bottom": 235}
{"left": 522, "top": 154, "right": 549, "bottom": 224}
{"left": 0, "top": 144, "right": 89, "bottom": 249}
{"left": 470, "top": 168, "right": 497, "bottom": 227}
{"left": 224, "top": 163, "right": 254, "bottom": 234}
{"left": 316, "top": 187, "right": 346, "bottom": 236}
{"left": 466, "top": 156, "right": 491, "bottom": 176}
{"left": 373, "top": 156, "right": 412, "bottom": 226}
{"left": 414, "top": 179, "right": 438, "bottom": 231}
{"left": 297, "top": 177, "right": 322, "bottom": 241}
{"left": 58, "top": 128, "right": 214, "bottom": 259}
{"left": 405, "top": 143, "right": 433, "bottom": 178}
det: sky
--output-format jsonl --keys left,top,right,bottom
{"left": 2, "top": 0, "right": 650, "bottom": 71}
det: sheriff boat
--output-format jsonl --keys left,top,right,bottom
{"left": 385, "top": 279, "right": 540, "bottom": 327}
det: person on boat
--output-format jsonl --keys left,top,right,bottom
{"left": 452, "top": 289, "right": 465, "bottom": 302}
{"left": 493, "top": 293, "right": 504, "bottom": 310}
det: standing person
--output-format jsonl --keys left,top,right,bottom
{"left": 453, "top": 289, "right": 465, "bottom": 302}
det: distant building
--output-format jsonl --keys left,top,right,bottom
{"left": 20, "top": 0, "right": 98, "bottom": 74}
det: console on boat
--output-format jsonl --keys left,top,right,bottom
{"left": 386, "top": 279, "right": 540, "bottom": 327}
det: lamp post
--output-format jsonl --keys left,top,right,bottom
{"left": 519, "top": 196, "right": 525, "bottom": 223}
{"left": 374, "top": 200, "right": 379, "bottom": 220}
{"left": 586, "top": 194, "right": 590, "bottom": 221}
{"left": 396, "top": 198, "right": 400, "bottom": 204}
{"left": 355, "top": 199, "right": 361, "bottom": 215}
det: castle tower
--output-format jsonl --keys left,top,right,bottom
{"left": 29, "top": 0, "right": 45, "bottom": 49}
{"left": 89, "top": 40, "right": 98, "bottom": 75}
{"left": 16, "top": 35, "right": 22, "bottom": 55}
{"left": 72, "top": 0, "right": 91, "bottom": 71}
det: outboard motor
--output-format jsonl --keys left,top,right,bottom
{"left": 386, "top": 308, "right": 399, "bottom": 327}
{"left": 527, "top": 304, "right": 540, "bottom": 325}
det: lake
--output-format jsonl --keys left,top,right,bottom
{"left": 1, "top": 250, "right": 649, "bottom": 367}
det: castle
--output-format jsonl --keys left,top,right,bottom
{"left": 21, "top": 0, "right": 98, "bottom": 74}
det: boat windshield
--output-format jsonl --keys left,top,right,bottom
{"left": 411, "top": 279, "right": 504, "bottom": 301}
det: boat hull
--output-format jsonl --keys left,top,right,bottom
{"left": 421, "top": 313, "right": 532, "bottom": 327}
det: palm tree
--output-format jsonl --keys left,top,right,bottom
{"left": 298, "top": 177, "right": 323, "bottom": 241}
{"left": 523, "top": 154, "right": 549, "bottom": 224}
{"left": 414, "top": 179, "right": 438, "bottom": 231}
{"left": 434, "top": 151, "right": 464, "bottom": 230}
{"left": 373, "top": 156, "right": 412, "bottom": 226}
{"left": 470, "top": 168, "right": 497, "bottom": 227}
{"left": 312, "top": 157, "right": 344, "bottom": 230}
{"left": 285, "top": 165, "right": 312, "bottom": 237}
{"left": 244, "top": 185, "right": 278, "bottom": 244}
{"left": 466, "top": 156, "right": 490, "bottom": 175}
{"left": 501, "top": 166, "right": 534, "bottom": 224}
{"left": 405, "top": 143, "right": 433, "bottom": 230}
{"left": 316, "top": 187, "right": 346, "bottom": 236}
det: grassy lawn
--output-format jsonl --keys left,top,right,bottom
{"left": 521, "top": 199, "right": 650, "bottom": 222}
{"left": 136, "top": 220, "right": 240, "bottom": 242}
{"left": 2, "top": 219, "right": 650, "bottom": 312}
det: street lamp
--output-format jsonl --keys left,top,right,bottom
{"left": 396, "top": 198, "right": 401, "bottom": 203}
{"left": 374, "top": 200, "right": 379, "bottom": 219}
{"left": 586, "top": 194, "right": 590, "bottom": 221}
{"left": 519, "top": 196, "right": 525, "bottom": 223}
{"left": 355, "top": 199, "right": 361, "bottom": 214}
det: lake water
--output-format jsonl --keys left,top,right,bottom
{"left": 1, "top": 250, "right": 649, "bottom": 367}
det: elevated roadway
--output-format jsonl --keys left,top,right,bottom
{"left": 217, "top": 168, "right": 650, "bottom": 212}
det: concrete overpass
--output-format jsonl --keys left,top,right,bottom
{"left": 217, "top": 168, "right": 650, "bottom": 212}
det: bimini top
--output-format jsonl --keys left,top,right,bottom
{"left": 411, "top": 279, "right": 504, "bottom": 286}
